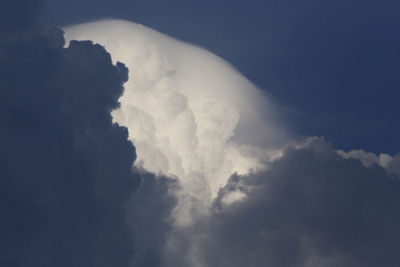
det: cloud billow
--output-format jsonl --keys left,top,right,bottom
{"left": 168, "top": 138, "right": 400, "bottom": 267}
{"left": 127, "top": 171, "right": 178, "bottom": 267}
{"left": 64, "top": 20, "right": 400, "bottom": 267}
{"left": 3, "top": 2, "right": 400, "bottom": 266}
{"left": 0, "top": 4, "right": 143, "bottom": 266}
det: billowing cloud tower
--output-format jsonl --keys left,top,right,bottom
{"left": 65, "top": 19, "right": 287, "bottom": 225}
{"left": 64, "top": 20, "right": 400, "bottom": 267}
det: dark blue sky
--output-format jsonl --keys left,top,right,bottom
{"left": 43, "top": 0, "right": 400, "bottom": 154}
{"left": 3, "top": 1, "right": 400, "bottom": 266}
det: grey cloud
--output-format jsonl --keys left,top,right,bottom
{"left": 338, "top": 149, "right": 400, "bottom": 177}
{"left": 3, "top": 2, "right": 400, "bottom": 267}
{"left": 386, "top": 155, "right": 400, "bottom": 177}
{"left": 0, "top": 0, "right": 43, "bottom": 34}
{"left": 166, "top": 138, "right": 400, "bottom": 267}
{"left": 127, "top": 170, "right": 178, "bottom": 267}
{"left": 0, "top": 4, "right": 142, "bottom": 266}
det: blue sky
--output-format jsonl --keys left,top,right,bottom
{"left": 43, "top": 0, "right": 400, "bottom": 153}
{"left": 2, "top": 1, "right": 400, "bottom": 266}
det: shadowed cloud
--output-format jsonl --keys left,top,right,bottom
{"left": 0, "top": 2, "right": 142, "bottom": 266}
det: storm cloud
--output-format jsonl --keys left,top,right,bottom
{"left": 63, "top": 19, "right": 400, "bottom": 267}
{"left": 165, "top": 138, "right": 400, "bottom": 267}
{"left": 2, "top": 1, "right": 400, "bottom": 267}
{"left": 0, "top": 2, "right": 144, "bottom": 266}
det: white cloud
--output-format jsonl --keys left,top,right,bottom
{"left": 64, "top": 20, "right": 400, "bottom": 267}
{"left": 64, "top": 19, "right": 288, "bottom": 226}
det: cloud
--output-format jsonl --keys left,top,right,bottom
{"left": 127, "top": 170, "right": 178, "bottom": 267}
{"left": 64, "top": 20, "right": 400, "bottom": 267}
{"left": 0, "top": 0, "right": 43, "bottom": 34}
{"left": 3, "top": 8, "right": 400, "bottom": 267}
{"left": 0, "top": 9, "right": 141, "bottom": 267}
{"left": 64, "top": 20, "right": 288, "bottom": 227}
{"left": 337, "top": 149, "right": 400, "bottom": 177}
{"left": 165, "top": 138, "right": 400, "bottom": 267}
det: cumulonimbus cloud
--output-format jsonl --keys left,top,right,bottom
{"left": 64, "top": 19, "right": 400, "bottom": 267}
{"left": 64, "top": 19, "right": 289, "bottom": 225}
{"left": 166, "top": 137, "right": 400, "bottom": 267}
{"left": 0, "top": 18, "right": 139, "bottom": 267}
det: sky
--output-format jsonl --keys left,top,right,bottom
{"left": 1, "top": 0, "right": 400, "bottom": 267}
{"left": 41, "top": 0, "right": 400, "bottom": 154}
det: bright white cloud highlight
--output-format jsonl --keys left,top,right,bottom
{"left": 64, "top": 19, "right": 288, "bottom": 225}
{"left": 63, "top": 20, "right": 400, "bottom": 267}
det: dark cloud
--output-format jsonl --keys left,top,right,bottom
{"left": 386, "top": 155, "right": 400, "bottom": 177}
{"left": 4, "top": 2, "right": 400, "bottom": 267}
{"left": 168, "top": 138, "right": 400, "bottom": 267}
{"left": 127, "top": 170, "right": 178, "bottom": 267}
{"left": 0, "top": 0, "right": 43, "bottom": 33}
{"left": 0, "top": 4, "right": 144, "bottom": 266}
